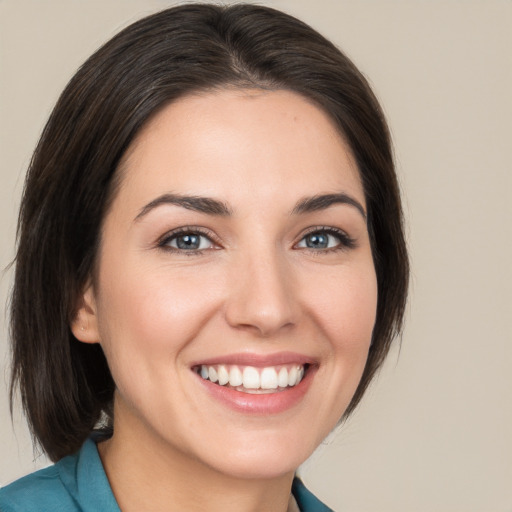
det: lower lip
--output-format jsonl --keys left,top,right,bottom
{"left": 195, "top": 367, "right": 315, "bottom": 415}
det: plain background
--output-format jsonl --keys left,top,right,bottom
{"left": 0, "top": 1, "right": 511, "bottom": 510}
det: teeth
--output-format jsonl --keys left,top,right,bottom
{"left": 198, "top": 363, "right": 306, "bottom": 392}
{"left": 288, "top": 366, "right": 298, "bottom": 386}
{"left": 229, "top": 366, "right": 243, "bottom": 387}
{"left": 260, "top": 367, "right": 278, "bottom": 389}
{"left": 243, "top": 367, "right": 260, "bottom": 389}
{"left": 217, "top": 365, "right": 229, "bottom": 386}
{"left": 208, "top": 366, "right": 218, "bottom": 383}
{"left": 278, "top": 367, "right": 289, "bottom": 388}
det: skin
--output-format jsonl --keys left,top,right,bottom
{"left": 72, "top": 89, "right": 378, "bottom": 511}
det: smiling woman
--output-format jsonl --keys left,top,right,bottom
{"left": 1, "top": 4, "right": 408, "bottom": 512}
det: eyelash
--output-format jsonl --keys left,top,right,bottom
{"left": 157, "top": 226, "right": 219, "bottom": 256}
{"left": 156, "top": 226, "right": 356, "bottom": 255}
{"left": 297, "top": 226, "right": 357, "bottom": 253}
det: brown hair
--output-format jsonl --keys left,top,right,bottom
{"left": 10, "top": 3, "right": 408, "bottom": 461}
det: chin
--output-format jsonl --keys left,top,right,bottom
{"left": 191, "top": 427, "right": 323, "bottom": 481}
{"left": 209, "top": 451, "right": 306, "bottom": 481}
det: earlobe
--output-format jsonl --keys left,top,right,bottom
{"left": 71, "top": 284, "right": 100, "bottom": 344}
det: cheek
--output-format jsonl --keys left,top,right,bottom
{"left": 95, "top": 263, "right": 224, "bottom": 362}
{"left": 309, "top": 265, "right": 378, "bottom": 353}
{"left": 299, "top": 263, "right": 378, "bottom": 440}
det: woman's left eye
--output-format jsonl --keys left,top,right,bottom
{"left": 296, "top": 229, "right": 354, "bottom": 251}
{"left": 160, "top": 231, "right": 215, "bottom": 252}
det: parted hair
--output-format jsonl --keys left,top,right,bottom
{"left": 10, "top": 3, "right": 409, "bottom": 462}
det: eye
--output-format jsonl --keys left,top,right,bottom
{"left": 295, "top": 228, "right": 355, "bottom": 251}
{"left": 297, "top": 232, "right": 338, "bottom": 250}
{"left": 159, "top": 228, "right": 217, "bottom": 252}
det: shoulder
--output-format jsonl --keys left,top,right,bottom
{"left": 292, "top": 477, "right": 335, "bottom": 512}
{"left": 0, "top": 438, "right": 119, "bottom": 512}
{"left": 0, "top": 462, "right": 77, "bottom": 512}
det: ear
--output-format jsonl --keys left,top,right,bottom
{"left": 71, "top": 283, "right": 100, "bottom": 344}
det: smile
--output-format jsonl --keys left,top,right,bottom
{"left": 196, "top": 364, "right": 306, "bottom": 394}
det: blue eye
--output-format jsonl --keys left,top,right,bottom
{"left": 303, "top": 233, "right": 332, "bottom": 249}
{"left": 161, "top": 231, "right": 215, "bottom": 251}
{"left": 296, "top": 228, "right": 355, "bottom": 251}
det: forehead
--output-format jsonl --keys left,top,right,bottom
{"left": 116, "top": 88, "right": 364, "bottom": 211}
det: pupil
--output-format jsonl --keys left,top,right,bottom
{"left": 306, "top": 233, "right": 328, "bottom": 249}
{"left": 177, "top": 234, "right": 199, "bottom": 250}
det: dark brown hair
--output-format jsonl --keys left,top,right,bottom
{"left": 10, "top": 3, "right": 408, "bottom": 461}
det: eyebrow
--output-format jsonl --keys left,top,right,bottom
{"left": 134, "top": 193, "right": 232, "bottom": 221}
{"left": 291, "top": 193, "right": 367, "bottom": 220}
{"left": 135, "top": 191, "right": 366, "bottom": 222}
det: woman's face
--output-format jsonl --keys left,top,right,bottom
{"left": 78, "top": 89, "right": 377, "bottom": 479}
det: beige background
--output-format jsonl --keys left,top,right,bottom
{"left": 1, "top": 1, "right": 511, "bottom": 510}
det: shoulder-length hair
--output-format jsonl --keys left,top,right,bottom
{"left": 10, "top": 3, "right": 408, "bottom": 461}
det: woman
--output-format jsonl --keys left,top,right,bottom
{"left": 1, "top": 4, "right": 408, "bottom": 511}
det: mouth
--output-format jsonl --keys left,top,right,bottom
{"left": 193, "top": 363, "right": 308, "bottom": 394}
{"left": 191, "top": 352, "right": 316, "bottom": 414}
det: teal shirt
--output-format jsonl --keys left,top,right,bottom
{"left": 0, "top": 438, "right": 333, "bottom": 511}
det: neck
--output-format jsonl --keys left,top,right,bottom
{"left": 98, "top": 409, "right": 296, "bottom": 512}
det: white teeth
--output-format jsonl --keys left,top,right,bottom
{"left": 243, "top": 366, "right": 260, "bottom": 389}
{"left": 198, "top": 363, "right": 307, "bottom": 392}
{"left": 229, "top": 366, "right": 243, "bottom": 387}
{"left": 278, "top": 367, "right": 289, "bottom": 388}
{"left": 288, "top": 366, "right": 298, "bottom": 386}
{"left": 217, "top": 365, "right": 229, "bottom": 385}
{"left": 208, "top": 366, "right": 218, "bottom": 383}
{"left": 260, "top": 367, "right": 278, "bottom": 389}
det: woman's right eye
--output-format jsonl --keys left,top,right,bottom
{"left": 159, "top": 231, "right": 216, "bottom": 252}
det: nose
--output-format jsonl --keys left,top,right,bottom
{"left": 224, "top": 248, "right": 299, "bottom": 338}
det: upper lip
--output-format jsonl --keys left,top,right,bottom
{"left": 190, "top": 351, "right": 317, "bottom": 368}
